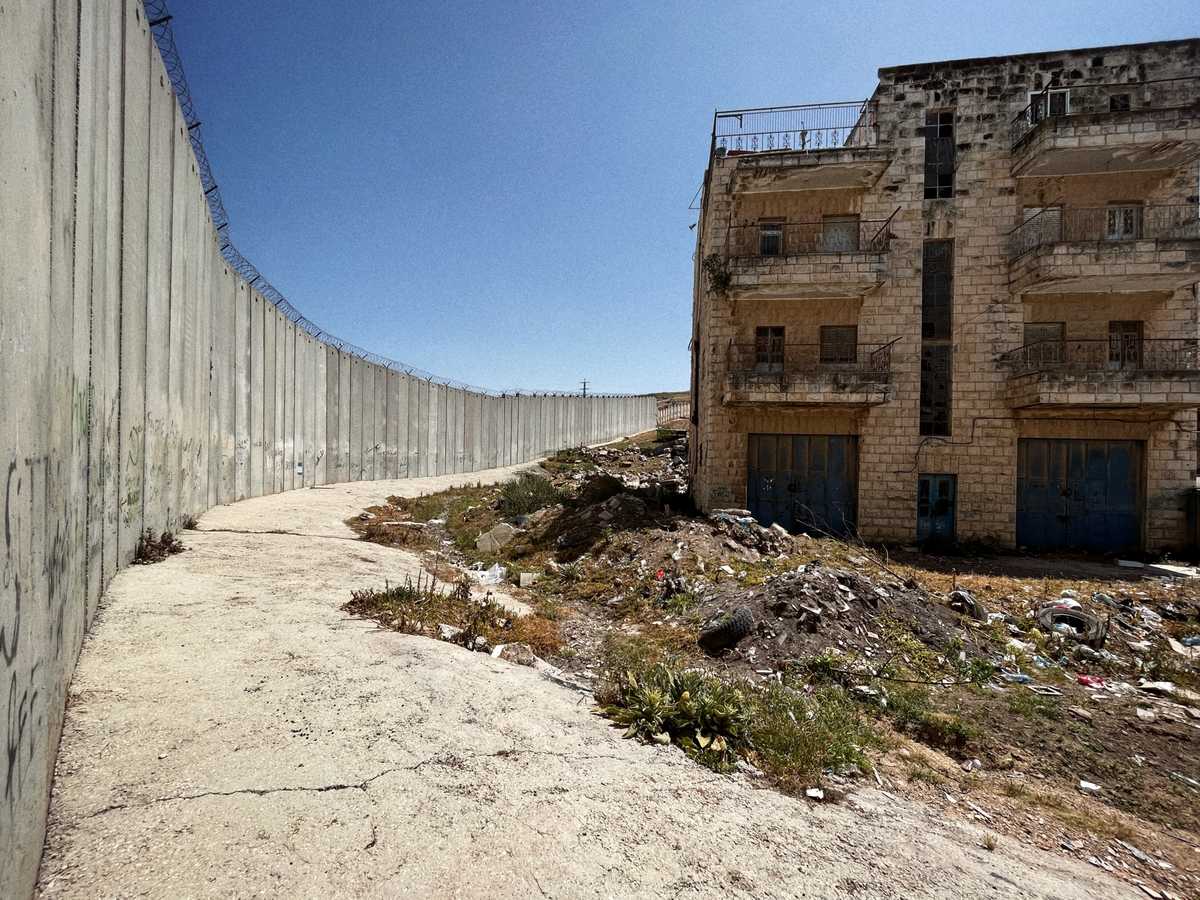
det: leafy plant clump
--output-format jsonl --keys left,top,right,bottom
{"left": 498, "top": 473, "right": 562, "bottom": 517}
{"left": 599, "top": 663, "right": 752, "bottom": 771}
{"left": 598, "top": 658, "right": 879, "bottom": 785}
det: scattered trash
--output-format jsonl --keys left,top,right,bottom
{"left": 1078, "top": 780, "right": 1102, "bottom": 794}
{"left": 961, "top": 758, "right": 982, "bottom": 773}
{"left": 1035, "top": 604, "right": 1108, "bottom": 650}
{"left": 1167, "top": 637, "right": 1200, "bottom": 661}
{"left": 518, "top": 572, "right": 540, "bottom": 588}
{"left": 472, "top": 563, "right": 507, "bottom": 586}
{"left": 1000, "top": 671, "right": 1033, "bottom": 685}
{"left": 1170, "top": 772, "right": 1200, "bottom": 791}
{"left": 1068, "top": 706, "right": 1093, "bottom": 723}
{"left": 1026, "top": 684, "right": 1063, "bottom": 697}
{"left": 805, "top": 787, "right": 824, "bottom": 801}
{"left": 1076, "top": 674, "right": 1106, "bottom": 688}
{"left": 948, "top": 589, "right": 988, "bottom": 621}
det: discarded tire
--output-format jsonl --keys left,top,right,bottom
{"left": 1035, "top": 604, "right": 1108, "bottom": 650}
{"left": 697, "top": 606, "right": 754, "bottom": 656}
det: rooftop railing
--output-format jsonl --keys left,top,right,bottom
{"left": 1010, "top": 76, "right": 1200, "bottom": 149}
{"left": 712, "top": 101, "right": 878, "bottom": 156}
{"left": 726, "top": 209, "right": 899, "bottom": 258}
{"left": 726, "top": 339, "right": 898, "bottom": 389}
{"left": 1001, "top": 338, "right": 1200, "bottom": 377}
{"left": 1007, "top": 204, "right": 1200, "bottom": 259}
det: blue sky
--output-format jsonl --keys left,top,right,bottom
{"left": 172, "top": 1, "right": 1195, "bottom": 394}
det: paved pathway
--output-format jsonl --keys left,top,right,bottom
{"left": 37, "top": 466, "right": 1135, "bottom": 898}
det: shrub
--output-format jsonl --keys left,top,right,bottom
{"left": 598, "top": 657, "right": 880, "bottom": 783}
{"left": 749, "top": 683, "right": 878, "bottom": 789}
{"left": 599, "top": 663, "right": 752, "bottom": 771}
{"left": 498, "top": 473, "right": 561, "bottom": 517}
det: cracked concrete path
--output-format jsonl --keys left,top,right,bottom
{"left": 37, "top": 466, "right": 1137, "bottom": 899}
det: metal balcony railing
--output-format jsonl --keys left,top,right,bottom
{"left": 1001, "top": 338, "right": 1200, "bottom": 377}
{"left": 727, "top": 209, "right": 899, "bottom": 258}
{"left": 712, "top": 101, "right": 879, "bottom": 156}
{"left": 726, "top": 339, "right": 897, "bottom": 389}
{"left": 1007, "top": 204, "right": 1200, "bottom": 259}
{"left": 1011, "top": 76, "right": 1200, "bottom": 149}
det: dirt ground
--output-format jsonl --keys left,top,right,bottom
{"left": 35, "top": 462, "right": 1137, "bottom": 899}
{"left": 352, "top": 430, "right": 1200, "bottom": 900}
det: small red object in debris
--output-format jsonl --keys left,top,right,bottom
{"left": 1077, "top": 674, "right": 1105, "bottom": 687}
{"left": 656, "top": 569, "right": 665, "bottom": 580}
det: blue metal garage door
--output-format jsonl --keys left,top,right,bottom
{"left": 747, "top": 434, "right": 858, "bottom": 536}
{"left": 1017, "top": 438, "right": 1142, "bottom": 553}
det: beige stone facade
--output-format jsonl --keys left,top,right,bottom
{"left": 689, "top": 39, "right": 1200, "bottom": 552}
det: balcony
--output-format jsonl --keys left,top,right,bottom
{"left": 725, "top": 212, "right": 898, "bottom": 299}
{"left": 1008, "top": 205, "right": 1200, "bottom": 294}
{"left": 1010, "top": 77, "right": 1200, "bottom": 177}
{"left": 712, "top": 102, "right": 892, "bottom": 191}
{"left": 723, "top": 340, "right": 897, "bottom": 408}
{"left": 1001, "top": 338, "right": 1200, "bottom": 410}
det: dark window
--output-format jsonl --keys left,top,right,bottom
{"left": 1108, "top": 321, "right": 1143, "bottom": 369}
{"left": 1031, "top": 89, "right": 1069, "bottom": 122}
{"left": 821, "top": 215, "right": 861, "bottom": 252}
{"left": 1024, "top": 322, "right": 1065, "bottom": 346}
{"left": 754, "top": 326, "right": 785, "bottom": 371}
{"left": 1105, "top": 204, "right": 1142, "bottom": 241}
{"left": 921, "top": 240, "right": 953, "bottom": 341}
{"left": 820, "top": 326, "right": 857, "bottom": 363}
{"left": 920, "top": 240, "right": 953, "bottom": 436}
{"left": 920, "top": 345, "right": 952, "bottom": 436}
{"left": 759, "top": 221, "right": 784, "bottom": 256}
{"left": 1024, "top": 322, "right": 1066, "bottom": 367}
{"left": 1109, "top": 93, "right": 1131, "bottom": 112}
{"left": 923, "top": 110, "right": 955, "bottom": 200}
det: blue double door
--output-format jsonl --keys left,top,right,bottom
{"left": 1017, "top": 438, "right": 1143, "bottom": 553}
{"left": 747, "top": 434, "right": 858, "bottom": 536}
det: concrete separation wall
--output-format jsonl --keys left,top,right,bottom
{"left": 0, "top": 2, "right": 657, "bottom": 894}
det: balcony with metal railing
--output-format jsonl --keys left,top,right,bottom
{"left": 712, "top": 102, "right": 892, "bottom": 191}
{"left": 725, "top": 210, "right": 899, "bottom": 299}
{"left": 1000, "top": 337, "right": 1200, "bottom": 410}
{"left": 1010, "top": 77, "right": 1200, "bottom": 177}
{"left": 1008, "top": 204, "right": 1200, "bottom": 294}
{"left": 723, "top": 339, "right": 898, "bottom": 407}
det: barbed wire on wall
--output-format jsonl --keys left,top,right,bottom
{"left": 142, "top": 1, "right": 635, "bottom": 399}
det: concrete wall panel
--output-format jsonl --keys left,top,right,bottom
{"left": 349, "top": 358, "right": 363, "bottom": 481}
{"left": 0, "top": 4, "right": 54, "bottom": 893}
{"left": 282, "top": 319, "right": 296, "bottom": 490}
{"left": 260, "top": 303, "right": 274, "bottom": 494}
{"left": 369, "top": 364, "right": 383, "bottom": 480}
{"left": 338, "top": 352, "right": 352, "bottom": 482}
{"left": 145, "top": 50, "right": 173, "bottom": 526}
{"left": 232, "top": 282, "right": 250, "bottom": 501}
{"left": 271, "top": 310, "right": 285, "bottom": 493}
{"left": 325, "top": 347, "right": 339, "bottom": 483}
{"left": 249, "top": 292, "right": 265, "bottom": 497}
{"left": 314, "top": 341, "right": 328, "bottom": 484}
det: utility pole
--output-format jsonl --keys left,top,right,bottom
{"left": 580, "top": 379, "right": 589, "bottom": 397}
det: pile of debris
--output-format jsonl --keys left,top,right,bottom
{"left": 132, "top": 529, "right": 185, "bottom": 565}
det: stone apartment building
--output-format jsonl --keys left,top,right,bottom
{"left": 689, "top": 38, "right": 1200, "bottom": 553}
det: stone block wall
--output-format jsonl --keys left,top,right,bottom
{"left": 692, "top": 38, "right": 1200, "bottom": 550}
